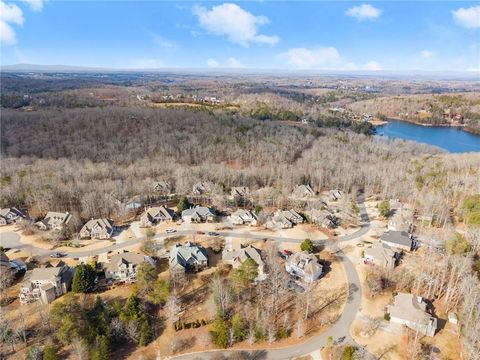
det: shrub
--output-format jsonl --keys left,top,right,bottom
{"left": 378, "top": 200, "right": 391, "bottom": 218}
{"left": 446, "top": 233, "right": 471, "bottom": 255}
{"left": 384, "top": 313, "right": 390, "bottom": 321}
{"left": 343, "top": 345, "right": 355, "bottom": 360}
{"left": 300, "top": 238, "right": 314, "bottom": 253}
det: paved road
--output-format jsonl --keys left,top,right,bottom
{"left": 1, "top": 196, "right": 371, "bottom": 360}
{"left": 170, "top": 195, "right": 370, "bottom": 360}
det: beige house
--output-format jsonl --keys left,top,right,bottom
{"left": 80, "top": 218, "right": 114, "bottom": 239}
{"left": 152, "top": 180, "right": 173, "bottom": 194}
{"left": 292, "top": 184, "right": 315, "bottom": 199}
{"left": 140, "top": 206, "right": 175, "bottom": 227}
{"left": 192, "top": 181, "right": 214, "bottom": 195}
{"left": 308, "top": 209, "right": 339, "bottom": 229}
{"left": 222, "top": 245, "right": 265, "bottom": 280}
{"left": 329, "top": 189, "right": 344, "bottom": 201}
{"left": 364, "top": 242, "right": 399, "bottom": 269}
{"left": 229, "top": 209, "right": 258, "bottom": 226}
{"left": 285, "top": 251, "right": 323, "bottom": 283}
{"left": 35, "top": 211, "right": 72, "bottom": 231}
{"left": 267, "top": 209, "right": 303, "bottom": 229}
{"left": 387, "top": 292, "right": 437, "bottom": 337}
{"left": 20, "top": 264, "right": 74, "bottom": 304}
{"left": 104, "top": 252, "right": 154, "bottom": 281}
{"left": 0, "top": 207, "right": 26, "bottom": 226}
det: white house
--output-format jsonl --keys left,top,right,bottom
{"left": 20, "top": 265, "right": 74, "bottom": 304}
{"left": 222, "top": 245, "right": 265, "bottom": 280}
{"left": 229, "top": 209, "right": 258, "bottom": 226}
{"left": 181, "top": 206, "right": 216, "bottom": 223}
{"left": 104, "top": 252, "right": 154, "bottom": 282}
{"left": 140, "top": 206, "right": 175, "bottom": 227}
{"left": 35, "top": 211, "right": 72, "bottom": 231}
{"left": 0, "top": 207, "right": 26, "bottom": 226}
{"left": 285, "top": 251, "right": 323, "bottom": 283}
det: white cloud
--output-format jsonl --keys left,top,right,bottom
{"left": 0, "top": 0, "right": 25, "bottom": 45}
{"left": 152, "top": 34, "right": 176, "bottom": 50}
{"left": 226, "top": 57, "right": 245, "bottom": 68}
{"left": 346, "top": 4, "right": 382, "bottom": 21}
{"left": 466, "top": 66, "right": 480, "bottom": 73}
{"left": 363, "top": 61, "right": 382, "bottom": 71}
{"left": 21, "top": 0, "right": 46, "bottom": 12}
{"left": 452, "top": 6, "right": 480, "bottom": 29}
{"left": 280, "top": 47, "right": 345, "bottom": 69}
{"left": 193, "top": 3, "right": 279, "bottom": 47}
{"left": 206, "top": 58, "right": 219, "bottom": 67}
{"left": 420, "top": 50, "right": 436, "bottom": 58}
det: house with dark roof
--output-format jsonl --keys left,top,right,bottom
{"left": 0, "top": 207, "right": 26, "bottom": 226}
{"left": 169, "top": 242, "right": 208, "bottom": 272}
{"left": 380, "top": 231, "right": 416, "bottom": 252}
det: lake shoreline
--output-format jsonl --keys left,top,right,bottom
{"left": 376, "top": 117, "right": 480, "bottom": 136}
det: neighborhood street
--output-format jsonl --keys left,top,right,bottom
{"left": 0, "top": 196, "right": 371, "bottom": 360}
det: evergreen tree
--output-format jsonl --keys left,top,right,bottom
{"left": 300, "top": 238, "right": 314, "bottom": 253}
{"left": 231, "top": 313, "right": 246, "bottom": 342}
{"left": 72, "top": 264, "right": 96, "bottom": 293}
{"left": 176, "top": 195, "right": 190, "bottom": 215}
{"left": 91, "top": 335, "right": 110, "bottom": 360}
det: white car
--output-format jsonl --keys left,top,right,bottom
{"left": 166, "top": 229, "right": 176, "bottom": 233}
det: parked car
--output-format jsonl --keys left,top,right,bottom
{"left": 166, "top": 229, "right": 176, "bottom": 233}
{"left": 207, "top": 231, "right": 220, "bottom": 236}
{"left": 196, "top": 231, "right": 205, "bottom": 235}
{"left": 50, "top": 252, "right": 65, "bottom": 258}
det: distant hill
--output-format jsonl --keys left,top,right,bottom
{"left": 0, "top": 63, "right": 111, "bottom": 72}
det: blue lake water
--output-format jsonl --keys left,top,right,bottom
{"left": 375, "top": 120, "right": 480, "bottom": 153}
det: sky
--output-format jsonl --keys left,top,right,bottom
{"left": 1, "top": 1, "right": 479, "bottom": 72}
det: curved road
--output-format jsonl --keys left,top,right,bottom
{"left": 0, "top": 196, "right": 371, "bottom": 359}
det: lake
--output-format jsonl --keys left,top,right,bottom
{"left": 375, "top": 120, "right": 480, "bottom": 153}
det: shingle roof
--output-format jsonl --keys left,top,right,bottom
{"left": 381, "top": 231, "right": 412, "bottom": 248}
{"left": 169, "top": 242, "right": 208, "bottom": 268}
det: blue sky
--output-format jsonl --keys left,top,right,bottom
{"left": 1, "top": 1, "right": 479, "bottom": 71}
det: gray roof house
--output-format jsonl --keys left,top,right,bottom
{"left": 20, "top": 264, "right": 74, "bottom": 304}
{"left": 380, "top": 231, "right": 415, "bottom": 252}
{"left": 229, "top": 209, "right": 258, "bottom": 226}
{"left": 169, "top": 242, "right": 208, "bottom": 272}
{"left": 231, "top": 186, "right": 250, "bottom": 199}
{"left": 285, "top": 251, "right": 323, "bottom": 283}
{"left": 80, "top": 218, "right": 114, "bottom": 239}
{"left": 267, "top": 210, "right": 303, "bottom": 229}
{"left": 140, "top": 206, "right": 175, "bottom": 227}
{"left": 292, "top": 184, "right": 315, "bottom": 199}
{"left": 308, "top": 209, "right": 340, "bottom": 229}
{"left": 104, "top": 252, "right": 154, "bottom": 282}
{"left": 387, "top": 292, "right": 437, "bottom": 337}
{"left": 0, "top": 207, "right": 26, "bottom": 226}
{"left": 181, "top": 206, "right": 216, "bottom": 223}
{"left": 192, "top": 182, "right": 214, "bottom": 195}
{"left": 35, "top": 211, "right": 72, "bottom": 231}
{"left": 364, "top": 242, "right": 400, "bottom": 269}
{"left": 222, "top": 245, "right": 265, "bottom": 280}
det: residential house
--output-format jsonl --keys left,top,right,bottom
{"left": 35, "top": 211, "right": 72, "bottom": 231}
{"left": 79, "top": 218, "right": 114, "bottom": 239}
{"left": 152, "top": 180, "right": 173, "bottom": 194}
{"left": 387, "top": 292, "right": 437, "bottom": 337}
{"left": 169, "top": 242, "right": 208, "bottom": 272}
{"left": 380, "top": 231, "right": 416, "bottom": 252}
{"left": 329, "top": 189, "right": 344, "bottom": 201}
{"left": 181, "top": 206, "right": 216, "bottom": 223}
{"left": 292, "top": 185, "right": 315, "bottom": 199}
{"left": 229, "top": 209, "right": 258, "bottom": 226}
{"left": 286, "top": 251, "right": 323, "bottom": 283}
{"left": 192, "top": 182, "right": 214, "bottom": 195}
{"left": 364, "top": 242, "right": 400, "bottom": 269}
{"left": 140, "top": 206, "right": 175, "bottom": 227}
{"left": 308, "top": 209, "right": 340, "bottom": 229}
{"left": 231, "top": 186, "right": 250, "bottom": 199}
{"left": 388, "top": 202, "right": 414, "bottom": 232}
{"left": 104, "top": 252, "right": 154, "bottom": 281}
{"left": 19, "top": 264, "right": 74, "bottom": 304}
{"left": 267, "top": 210, "right": 303, "bottom": 229}
{"left": 0, "top": 207, "right": 26, "bottom": 226}
{"left": 222, "top": 245, "right": 265, "bottom": 280}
